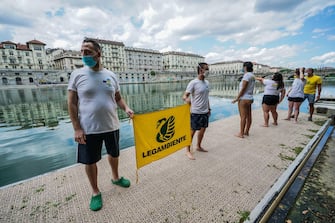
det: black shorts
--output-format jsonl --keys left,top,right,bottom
{"left": 262, "top": 95, "right": 279, "bottom": 105}
{"left": 191, "top": 113, "right": 209, "bottom": 131}
{"left": 77, "top": 130, "right": 120, "bottom": 164}
{"left": 288, "top": 97, "right": 304, "bottom": 102}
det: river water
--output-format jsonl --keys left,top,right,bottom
{"left": 0, "top": 79, "right": 334, "bottom": 188}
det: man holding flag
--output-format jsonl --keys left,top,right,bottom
{"left": 68, "top": 38, "right": 134, "bottom": 211}
{"left": 183, "top": 62, "right": 211, "bottom": 160}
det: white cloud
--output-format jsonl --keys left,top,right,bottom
{"left": 313, "top": 28, "right": 332, "bottom": 33}
{"left": 0, "top": 0, "right": 335, "bottom": 68}
{"left": 311, "top": 52, "right": 335, "bottom": 64}
{"left": 206, "top": 44, "right": 301, "bottom": 66}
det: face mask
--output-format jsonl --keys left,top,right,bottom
{"left": 204, "top": 71, "right": 209, "bottom": 77}
{"left": 82, "top": 55, "right": 97, "bottom": 67}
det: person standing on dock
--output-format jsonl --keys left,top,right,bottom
{"left": 303, "top": 68, "right": 322, "bottom": 121}
{"left": 67, "top": 38, "right": 134, "bottom": 211}
{"left": 285, "top": 68, "right": 306, "bottom": 123}
{"left": 232, "top": 61, "right": 255, "bottom": 138}
{"left": 183, "top": 62, "right": 211, "bottom": 160}
{"left": 256, "top": 72, "right": 286, "bottom": 127}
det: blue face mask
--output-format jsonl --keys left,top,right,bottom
{"left": 82, "top": 55, "right": 97, "bottom": 67}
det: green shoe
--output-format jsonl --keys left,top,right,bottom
{"left": 90, "top": 193, "right": 102, "bottom": 211}
{"left": 112, "top": 177, "right": 131, "bottom": 188}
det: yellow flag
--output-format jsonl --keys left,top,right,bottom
{"left": 133, "top": 104, "right": 191, "bottom": 169}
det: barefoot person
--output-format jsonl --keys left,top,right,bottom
{"left": 256, "top": 72, "right": 285, "bottom": 127}
{"left": 68, "top": 38, "right": 134, "bottom": 211}
{"left": 183, "top": 62, "right": 211, "bottom": 160}
{"left": 285, "top": 68, "right": 306, "bottom": 123}
{"left": 232, "top": 61, "right": 255, "bottom": 138}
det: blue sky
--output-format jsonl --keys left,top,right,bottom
{"left": 0, "top": 0, "right": 334, "bottom": 69}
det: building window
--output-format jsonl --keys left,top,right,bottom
{"left": 34, "top": 46, "right": 42, "bottom": 50}
{"left": 15, "top": 77, "right": 22, "bottom": 85}
{"left": 2, "top": 77, "right": 8, "bottom": 85}
{"left": 4, "top": 45, "right": 15, "bottom": 49}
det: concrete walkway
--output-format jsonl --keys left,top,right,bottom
{"left": 0, "top": 110, "right": 327, "bottom": 223}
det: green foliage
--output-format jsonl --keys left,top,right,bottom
{"left": 237, "top": 210, "right": 250, "bottom": 222}
{"left": 313, "top": 120, "right": 326, "bottom": 126}
{"left": 65, "top": 193, "right": 76, "bottom": 201}
{"left": 279, "top": 153, "right": 295, "bottom": 161}
{"left": 34, "top": 184, "right": 46, "bottom": 193}
{"left": 279, "top": 68, "right": 292, "bottom": 74}
{"left": 293, "top": 146, "right": 304, "bottom": 155}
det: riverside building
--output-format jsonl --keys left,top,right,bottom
{"left": 0, "top": 40, "right": 67, "bottom": 85}
{"left": 124, "top": 47, "right": 163, "bottom": 82}
{"left": 210, "top": 60, "right": 272, "bottom": 77}
{"left": 1, "top": 38, "right": 275, "bottom": 86}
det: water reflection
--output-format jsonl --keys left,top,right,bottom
{"left": 0, "top": 78, "right": 258, "bottom": 128}
{"left": 0, "top": 87, "right": 68, "bottom": 128}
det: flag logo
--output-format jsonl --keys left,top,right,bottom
{"left": 156, "top": 116, "right": 175, "bottom": 143}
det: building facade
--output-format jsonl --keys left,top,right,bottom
{"left": 1, "top": 38, "right": 278, "bottom": 86}
{"left": 0, "top": 40, "right": 67, "bottom": 85}
{"left": 91, "top": 38, "right": 126, "bottom": 73}
{"left": 123, "top": 47, "right": 163, "bottom": 82}
{"left": 52, "top": 50, "right": 82, "bottom": 71}
{"left": 0, "top": 40, "right": 48, "bottom": 70}
{"left": 210, "top": 60, "right": 244, "bottom": 75}
{"left": 162, "top": 51, "right": 205, "bottom": 73}
{"left": 210, "top": 60, "right": 272, "bottom": 76}
{"left": 253, "top": 63, "right": 271, "bottom": 74}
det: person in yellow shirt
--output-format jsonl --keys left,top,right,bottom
{"left": 304, "top": 68, "right": 322, "bottom": 121}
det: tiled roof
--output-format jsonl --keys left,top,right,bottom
{"left": 0, "top": 41, "right": 32, "bottom": 50}
{"left": 16, "top": 43, "right": 30, "bottom": 50}
{"left": 27, "top": 39, "right": 46, "bottom": 45}
{"left": 1, "top": 41, "right": 16, "bottom": 45}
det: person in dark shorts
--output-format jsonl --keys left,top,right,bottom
{"left": 256, "top": 72, "right": 285, "bottom": 127}
{"left": 303, "top": 68, "right": 322, "bottom": 121}
{"left": 183, "top": 62, "right": 211, "bottom": 160}
{"left": 285, "top": 68, "right": 306, "bottom": 123}
{"left": 68, "top": 38, "right": 134, "bottom": 211}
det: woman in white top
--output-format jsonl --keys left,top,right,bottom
{"left": 232, "top": 61, "right": 255, "bottom": 138}
{"left": 256, "top": 72, "right": 285, "bottom": 127}
{"left": 285, "top": 68, "right": 306, "bottom": 123}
